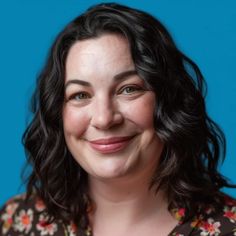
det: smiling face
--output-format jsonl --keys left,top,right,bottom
{"left": 63, "top": 34, "right": 163, "bottom": 181}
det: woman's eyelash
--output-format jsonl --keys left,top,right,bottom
{"left": 67, "top": 92, "right": 91, "bottom": 101}
{"left": 66, "top": 85, "right": 144, "bottom": 102}
{"left": 119, "top": 85, "right": 143, "bottom": 94}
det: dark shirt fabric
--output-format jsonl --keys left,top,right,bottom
{"left": 1, "top": 193, "right": 236, "bottom": 236}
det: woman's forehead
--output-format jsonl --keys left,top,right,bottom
{"left": 66, "top": 34, "right": 130, "bottom": 63}
{"left": 65, "top": 34, "right": 134, "bottom": 82}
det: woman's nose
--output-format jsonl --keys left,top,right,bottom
{"left": 90, "top": 98, "right": 123, "bottom": 130}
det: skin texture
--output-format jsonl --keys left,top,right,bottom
{"left": 63, "top": 34, "right": 163, "bottom": 181}
{"left": 63, "top": 34, "right": 178, "bottom": 235}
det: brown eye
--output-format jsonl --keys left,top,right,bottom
{"left": 76, "top": 92, "right": 90, "bottom": 100}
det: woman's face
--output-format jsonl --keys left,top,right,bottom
{"left": 63, "top": 34, "right": 163, "bottom": 181}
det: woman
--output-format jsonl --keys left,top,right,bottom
{"left": 1, "top": 3, "right": 235, "bottom": 236}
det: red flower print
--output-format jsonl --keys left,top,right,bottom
{"left": 36, "top": 214, "right": 58, "bottom": 235}
{"left": 14, "top": 209, "right": 33, "bottom": 233}
{"left": 199, "top": 218, "right": 221, "bottom": 236}
{"left": 173, "top": 208, "right": 186, "bottom": 223}
{"left": 224, "top": 206, "right": 236, "bottom": 223}
{"left": 35, "top": 198, "right": 46, "bottom": 212}
{"left": 66, "top": 222, "right": 78, "bottom": 236}
{"left": 1, "top": 202, "right": 19, "bottom": 234}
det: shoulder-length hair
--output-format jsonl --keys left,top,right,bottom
{"left": 23, "top": 2, "right": 234, "bottom": 229}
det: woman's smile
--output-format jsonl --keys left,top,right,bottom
{"left": 87, "top": 135, "right": 137, "bottom": 154}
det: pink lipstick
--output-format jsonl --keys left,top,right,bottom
{"left": 88, "top": 136, "right": 134, "bottom": 154}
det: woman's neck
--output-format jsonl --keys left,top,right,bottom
{"left": 87, "top": 174, "right": 177, "bottom": 236}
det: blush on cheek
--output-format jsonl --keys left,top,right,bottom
{"left": 122, "top": 94, "right": 156, "bottom": 129}
{"left": 63, "top": 107, "right": 89, "bottom": 137}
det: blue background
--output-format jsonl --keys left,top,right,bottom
{"left": 0, "top": 0, "right": 235, "bottom": 205}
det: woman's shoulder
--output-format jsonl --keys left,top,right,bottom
{"left": 0, "top": 193, "right": 77, "bottom": 236}
{"left": 172, "top": 194, "right": 236, "bottom": 236}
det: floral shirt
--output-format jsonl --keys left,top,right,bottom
{"left": 0, "top": 194, "right": 236, "bottom": 236}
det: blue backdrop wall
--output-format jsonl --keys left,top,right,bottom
{"left": 0, "top": 0, "right": 235, "bottom": 205}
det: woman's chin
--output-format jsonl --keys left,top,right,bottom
{"left": 89, "top": 160, "right": 131, "bottom": 180}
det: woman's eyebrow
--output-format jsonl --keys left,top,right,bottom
{"left": 113, "top": 70, "right": 137, "bottom": 81}
{"left": 65, "top": 79, "right": 90, "bottom": 89}
{"left": 65, "top": 70, "right": 137, "bottom": 90}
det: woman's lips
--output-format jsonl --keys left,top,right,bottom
{"left": 88, "top": 136, "right": 135, "bottom": 154}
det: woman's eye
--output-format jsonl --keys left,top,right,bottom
{"left": 68, "top": 92, "right": 91, "bottom": 101}
{"left": 120, "top": 86, "right": 142, "bottom": 95}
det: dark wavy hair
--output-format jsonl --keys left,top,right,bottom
{"left": 23, "top": 2, "right": 234, "bottom": 231}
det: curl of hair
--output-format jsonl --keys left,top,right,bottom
{"left": 22, "top": 2, "right": 234, "bottom": 230}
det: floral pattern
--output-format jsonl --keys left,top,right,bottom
{"left": 1, "top": 200, "right": 19, "bottom": 234}
{"left": 65, "top": 222, "right": 77, "bottom": 236}
{"left": 172, "top": 208, "right": 186, "bottom": 224}
{"left": 198, "top": 218, "right": 221, "bottom": 236}
{"left": 35, "top": 198, "right": 46, "bottom": 212}
{"left": 224, "top": 206, "right": 236, "bottom": 224}
{"left": 0, "top": 194, "right": 236, "bottom": 235}
{"left": 36, "top": 214, "right": 58, "bottom": 235}
{"left": 14, "top": 208, "right": 33, "bottom": 233}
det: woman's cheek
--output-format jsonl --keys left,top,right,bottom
{"left": 63, "top": 106, "right": 89, "bottom": 138}
{"left": 120, "top": 93, "right": 156, "bottom": 129}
